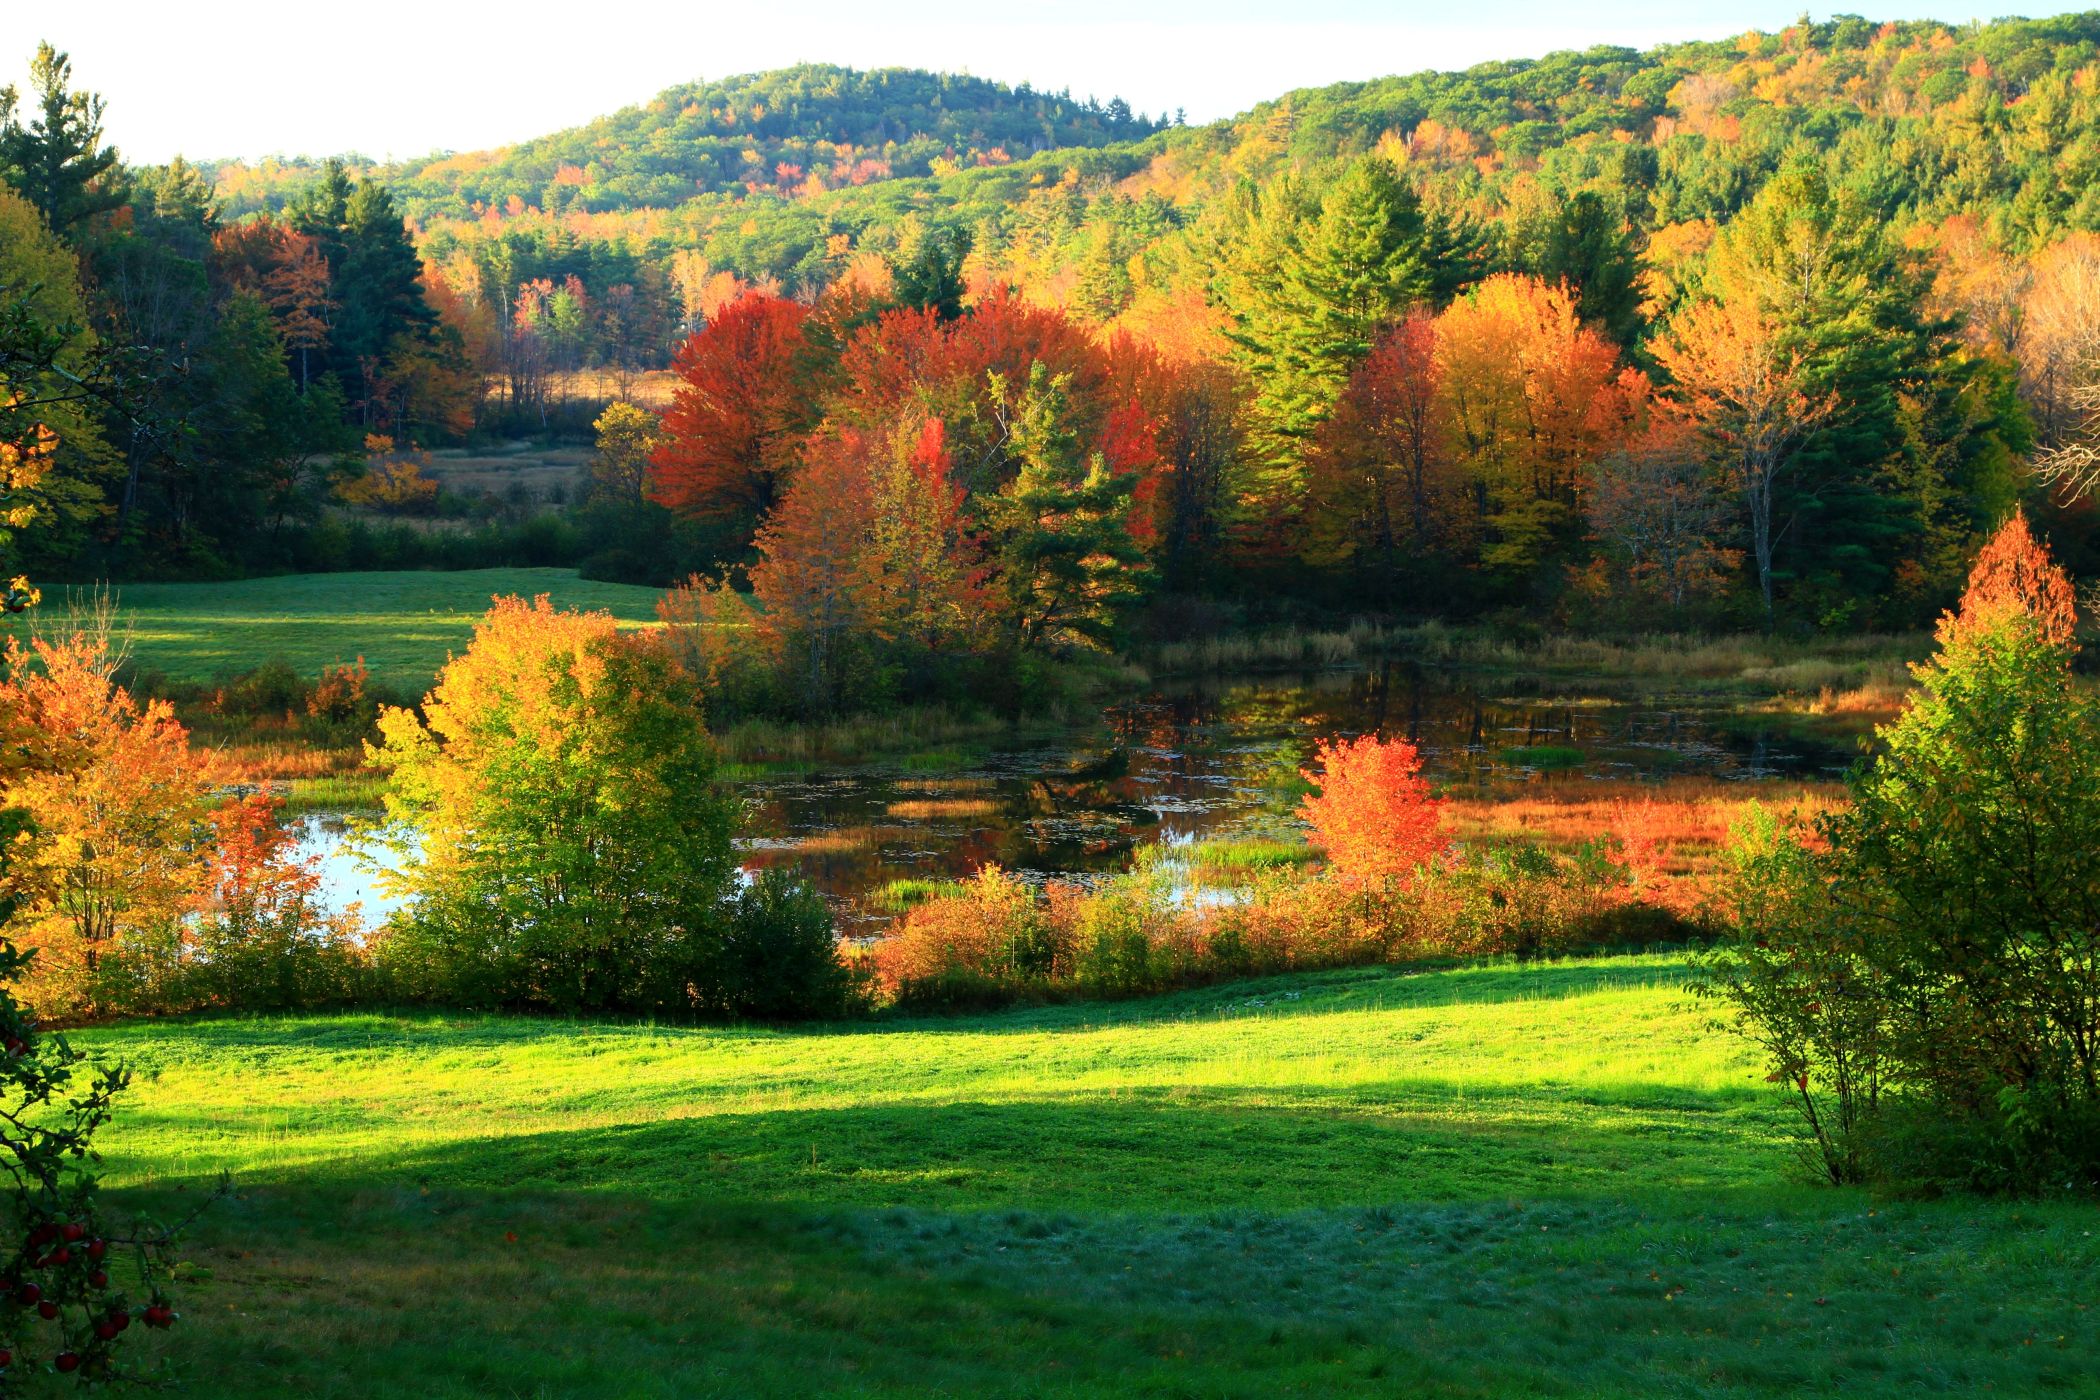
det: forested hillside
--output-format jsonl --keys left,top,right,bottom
{"left": 205, "top": 15, "right": 2100, "bottom": 295}
{"left": 211, "top": 65, "right": 1164, "bottom": 224}
{"left": 13, "top": 14, "right": 2100, "bottom": 644}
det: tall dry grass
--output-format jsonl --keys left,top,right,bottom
{"left": 1151, "top": 619, "right": 1926, "bottom": 695}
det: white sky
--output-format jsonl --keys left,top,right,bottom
{"left": 1, "top": 2, "right": 2020, "bottom": 165}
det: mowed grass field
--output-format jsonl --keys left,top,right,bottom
{"left": 78, "top": 956, "right": 2100, "bottom": 1398}
{"left": 42, "top": 568, "right": 665, "bottom": 691}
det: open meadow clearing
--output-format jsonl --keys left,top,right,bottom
{"left": 53, "top": 569, "right": 663, "bottom": 692}
{"left": 76, "top": 956, "right": 2100, "bottom": 1398}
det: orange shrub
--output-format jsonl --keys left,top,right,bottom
{"left": 1298, "top": 734, "right": 1446, "bottom": 887}
{"left": 874, "top": 868, "right": 1071, "bottom": 1007}
{"left": 0, "top": 633, "right": 224, "bottom": 1014}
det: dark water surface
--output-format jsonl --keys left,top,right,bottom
{"left": 300, "top": 662, "right": 1854, "bottom": 925}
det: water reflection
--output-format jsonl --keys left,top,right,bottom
{"left": 296, "top": 663, "right": 1851, "bottom": 924}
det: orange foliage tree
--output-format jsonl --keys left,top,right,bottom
{"left": 1583, "top": 415, "right": 1739, "bottom": 616}
{"left": 1944, "top": 508, "right": 2077, "bottom": 648}
{"left": 1298, "top": 734, "right": 1447, "bottom": 888}
{"left": 859, "top": 417, "right": 990, "bottom": 649}
{"left": 1433, "top": 274, "right": 1640, "bottom": 576}
{"left": 1305, "top": 310, "right": 1461, "bottom": 585}
{"left": 747, "top": 438, "right": 879, "bottom": 705}
{"left": 0, "top": 633, "right": 223, "bottom": 1014}
{"left": 1653, "top": 293, "right": 1839, "bottom": 623}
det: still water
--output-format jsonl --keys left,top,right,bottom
{"left": 297, "top": 661, "right": 1854, "bottom": 925}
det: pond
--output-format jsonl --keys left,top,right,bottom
{"left": 296, "top": 660, "right": 1855, "bottom": 927}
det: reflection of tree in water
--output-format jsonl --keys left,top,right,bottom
{"left": 724, "top": 664, "right": 1854, "bottom": 905}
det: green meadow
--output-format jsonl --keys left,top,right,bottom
{"left": 36, "top": 568, "right": 664, "bottom": 691}
{"left": 78, "top": 955, "right": 2099, "bottom": 1398}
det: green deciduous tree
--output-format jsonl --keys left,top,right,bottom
{"left": 371, "top": 596, "right": 859, "bottom": 1018}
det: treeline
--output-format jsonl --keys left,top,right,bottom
{"left": 625, "top": 139, "right": 2060, "bottom": 713}
{"left": 178, "top": 15, "right": 2100, "bottom": 334}
{"left": 1, "top": 45, "right": 477, "bottom": 578}
{"left": 214, "top": 66, "right": 1165, "bottom": 223}
{"left": 16, "top": 19, "right": 2100, "bottom": 633}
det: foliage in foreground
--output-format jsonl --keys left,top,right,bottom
{"left": 1696, "top": 511, "right": 2100, "bottom": 1193}
{"left": 874, "top": 832, "right": 1690, "bottom": 1012}
{"left": 370, "top": 595, "right": 862, "bottom": 1018}
{"left": 0, "top": 631, "right": 366, "bottom": 1020}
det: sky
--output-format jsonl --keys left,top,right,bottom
{"left": 0, "top": 1, "right": 2029, "bottom": 165}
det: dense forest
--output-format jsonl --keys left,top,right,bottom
{"left": 11, "top": 14, "right": 2100, "bottom": 660}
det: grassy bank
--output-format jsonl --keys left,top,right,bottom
{"left": 80, "top": 955, "right": 2097, "bottom": 1397}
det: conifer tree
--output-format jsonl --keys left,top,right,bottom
{"left": 987, "top": 364, "right": 1148, "bottom": 652}
{"left": 1223, "top": 158, "right": 1432, "bottom": 521}
{"left": 0, "top": 43, "right": 124, "bottom": 235}
{"left": 1539, "top": 190, "right": 1643, "bottom": 347}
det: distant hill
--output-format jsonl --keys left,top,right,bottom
{"left": 208, "top": 64, "right": 1163, "bottom": 221}
{"left": 197, "top": 15, "right": 2100, "bottom": 302}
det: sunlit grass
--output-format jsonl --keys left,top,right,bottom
{"left": 73, "top": 954, "right": 2100, "bottom": 1397}
{"left": 46, "top": 568, "right": 664, "bottom": 692}
{"left": 884, "top": 798, "right": 1001, "bottom": 819}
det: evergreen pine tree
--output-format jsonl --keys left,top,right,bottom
{"left": 987, "top": 364, "right": 1148, "bottom": 651}
{"left": 0, "top": 43, "right": 124, "bottom": 235}
{"left": 1539, "top": 190, "right": 1642, "bottom": 346}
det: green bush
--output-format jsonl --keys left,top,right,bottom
{"left": 712, "top": 870, "right": 870, "bottom": 1020}
{"left": 1698, "top": 590, "right": 2100, "bottom": 1194}
{"left": 372, "top": 597, "right": 858, "bottom": 1020}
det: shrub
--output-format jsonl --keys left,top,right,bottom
{"left": 0, "top": 633, "right": 224, "bottom": 1016}
{"left": 712, "top": 870, "right": 869, "bottom": 1020}
{"left": 1298, "top": 734, "right": 1445, "bottom": 888}
{"left": 372, "top": 595, "right": 857, "bottom": 1019}
{"left": 306, "top": 656, "right": 374, "bottom": 729}
{"left": 112, "top": 795, "right": 370, "bottom": 1014}
{"left": 871, "top": 826, "right": 1694, "bottom": 1013}
{"left": 1697, "top": 514, "right": 2100, "bottom": 1193}
{"left": 876, "top": 867, "right": 1069, "bottom": 1009}
{"left": 1691, "top": 807, "right": 1888, "bottom": 1184}
{"left": 1064, "top": 879, "right": 1203, "bottom": 997}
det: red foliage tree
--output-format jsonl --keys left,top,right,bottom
{"left": 1306, "top": 311, "right": 1458, "bottom": 575}
{"left": 1299, "top": 734, "right": 1447, "bottom": 888}
{"left": 649, "top": 290, "right": 815, "bottom": 528}
{"left": 826, "top": 288, "right": 1108, "bottom": 494}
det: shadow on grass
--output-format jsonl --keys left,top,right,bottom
{"left": 102, "top": 1139, "right": 2100, "bottom": 1400}
{"left": 121, "top": 1082, "right": 1779, "bottom": 1214}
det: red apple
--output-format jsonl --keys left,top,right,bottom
{"left": 37, "top": 1299, "right": 58, "bottom": 1319}
{"left": 59, "top": 1224, "right": 83, "bottom": 1243}
{"left": 54, "top": 1351, "right": 80, "bottom": 1373}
